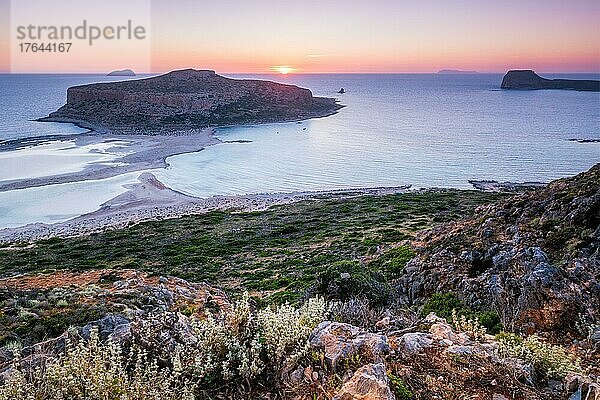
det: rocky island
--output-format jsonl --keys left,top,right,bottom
{"left": 39, "top": 69, "right": 344, "bottom": 134}
{"left": 501, "top": 70, "right": 600, "bottom": 91}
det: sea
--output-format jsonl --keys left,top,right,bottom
{"left": 0, "top": 73, "right": 599, "bottom": 228}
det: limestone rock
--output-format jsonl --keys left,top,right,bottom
{"left": 309, "top": 321, "right": 389, "bottom": 369}
{"left": 499, "top": 357, "right": 536, "bottom": 386}
{"left": 392, "top": 332, "right": 433, "bottom": 355}
{"left": 333, "top": 363, "right": 396, "bottom": 400}
{"left": 397, "top": 164, "right": 600, "bottom": 336}
{"left": 80, "top": 314, "right": 131, "bottom": 343}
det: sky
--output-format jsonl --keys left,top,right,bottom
{"left": 1, "top": 0, "right": 599, "bottom": 73}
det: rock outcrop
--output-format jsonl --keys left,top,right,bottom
{"left": 333, "top": 363, "right": 396, "bottom": 400}
{"left": 309, "top": 321, "right": 389, "bottom": 369}
{"left": 398, "top": 164, "right": 600, "bottom": 336}
{"left": 40, "top": 68, "right": 344, "bottom": 134}
{"left": 501, "top": 70, "right": 600, "bottom": 92}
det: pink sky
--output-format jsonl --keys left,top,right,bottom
{"left": 2, "top": 0, "right": 599, "bottom": 73}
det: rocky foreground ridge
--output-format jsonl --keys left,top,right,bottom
{"left": 0, "top": 268, "right": 598, "bottom": 399}
{"left": 39, "top": 69, "right": 343, "bottom": 134}
{"left": 501, "top": 70, "right": 600, "bottom": 92}
{"left": 399, "top": 164, "right": 600, "bottom": 338}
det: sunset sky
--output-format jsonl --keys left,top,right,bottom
{"left": 1, "top": 0, "right": 599, "bottom": 73}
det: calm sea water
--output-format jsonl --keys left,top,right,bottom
{"left": 0, "top": 73, "right": 598, "bottom": 227}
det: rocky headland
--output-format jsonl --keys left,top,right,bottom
{"left": 39, "top": 69, "right": 344, "bottom": 134}
{"left": 501, "top": 70, "right": 600, "bottom": 92}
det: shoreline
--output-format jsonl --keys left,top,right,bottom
{"left": 0, "top": 106, "right": 346, "bottom": 193}
{"left": 0, "top": 128, "right": 219, "bottom": 192}
{"left": 0, "top": 172, "right": 412, "bottom": 243}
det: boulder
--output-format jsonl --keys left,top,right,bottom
{"left": 309, "top": 321, "right": 389, "bottom": 369}
{"left": 499, "top": 357, "right": 536, "bottom": 386}
{"left": 80, "top": 313, "right": 131, "bottom": 343}
{"left": 333, "top": 363, "right": 396, "bottom": 400}
{"left": 392, "top": 332, "right": 433, "bottom": 355}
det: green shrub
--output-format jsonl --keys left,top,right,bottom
{"left": 421, "top": 292, "right": 463, "bottom": 320}
{"left": 496, "top": 334, "right": 581, "bottom": 380}
{"left": 387, "top": 372, "right": 413, "bottom": 399}
{"left": 475, "top": 311, "right": 502, "bottom": 334}
{"left": 421, "top": 292, "right": 502, "bottom": 334}
{"left": 370, "top": 245, "right": 415, "bottom": 278}
{"left": 313, "top": 261, "right": 391, "bottom": 305}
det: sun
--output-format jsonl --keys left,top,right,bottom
{"left": 272, "top": 65, "right": 295, "bottom": 75}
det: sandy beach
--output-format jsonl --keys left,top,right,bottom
{"left": 0, "top": 129, "right": 218, "bottom": 192}
{"left": 0, "top": 171, "right": 411, "bottom": 243}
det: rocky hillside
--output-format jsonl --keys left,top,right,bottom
{"left": 0, "top": 167, "right": 598, "bottom": 398}
{"left": 39, "top": 69, "right": 343, "bottom": 134}
{"left": 399, "top": 164, "right": 600, "bottom": 337}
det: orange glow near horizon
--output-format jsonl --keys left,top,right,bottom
{"left": 271, "top": 66, "right": 296, "bottom": 74}
{"left": 2, "top": 0, "right": 599, "bottom": 74}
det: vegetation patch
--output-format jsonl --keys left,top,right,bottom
{"left": 421, "top": 292, "right": 502, "bottom": 333}
{"left": 0, "top": 191, "right": 503, "bottom": 304}
{"left": 311, "top": 261, "right": 391, "bottom": 305}
{"left": 369, "top": 245, "right": 415, "bottom": 278}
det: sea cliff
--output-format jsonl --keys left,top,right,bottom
{"left": 39, "top": 69, "right": 344, "bottom": 134}
{"left": 501, "top": 70, "right": 600, "bottom": 92}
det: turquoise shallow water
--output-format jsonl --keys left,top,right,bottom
{"left": 0, "top": 73, "right": 598, "bottom": 227}
{"left": 155, "top": 73, "right": 600, "bottom": 196}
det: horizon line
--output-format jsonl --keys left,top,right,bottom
{"left": 2, "top": 70, "right": 600, "bottom": 75}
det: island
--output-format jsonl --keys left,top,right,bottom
{"left": 437, "top": 69, "right": 478, "bottom": 74}
{"left": 39, "top": 69, "right": 344, "bottom": 134}
{"left": 501, "top": 70, "right": 600, "bottom": 91}
{"left": 107, "top": 69, "right": 136, "bottom": 76}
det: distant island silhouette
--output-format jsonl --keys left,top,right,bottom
{"left": 107, "top": 69, "right": 136, "bottom": 77}
{"left": 437, "top": 69, "right": 479, "bottom": 74}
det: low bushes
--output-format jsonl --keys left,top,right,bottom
{"left": 369, "top": 245, "right": 415, "bottom": 278}
{"left": 495, "top": 333, "right": 581, "bottom": 380}
{"left": 312, "top": 261, "right": 391, "bottom": 305}
{"left": 0, "top": 295, "right": 329, "bottom": 400}
{"left": 0, "top": 329, "right": 193, "bottom": 400}
{"left": 421, "top": 292, "right": 502, "bottom": 333}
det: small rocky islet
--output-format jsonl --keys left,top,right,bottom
{"left": 106, "top": 69, "right": 136, "bottom": 77}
